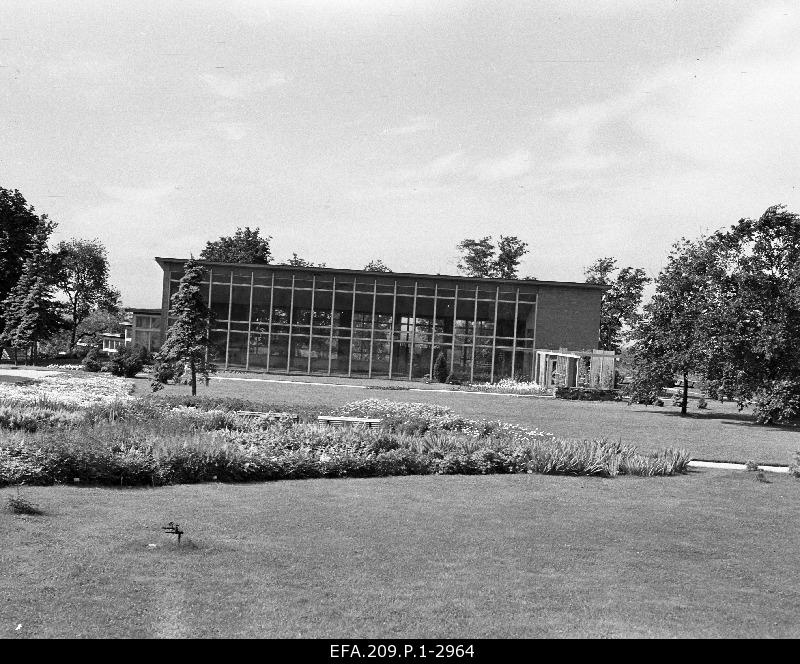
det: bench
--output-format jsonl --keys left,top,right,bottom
{"left": 317, "top": 415, "right": 383, "bottom": 429}
{"left": 235, "top": 411, "right": 299, "bottom": 423}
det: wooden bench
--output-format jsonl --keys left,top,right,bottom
{"left": 235, "top": 411, "right": 299, "bottom": 423}
{"left": 317, "top": 415, "right": 383, "bottom": 429}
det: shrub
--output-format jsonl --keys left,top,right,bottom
{"left": 433, "top": 351, "right": 449, "bottom": 383}
{"left": 81, "top": 347, "right": 103, "bottom": 372}
{"left": 106, "top": 344, "right": 149, "bottom": 378}
{"left": 555, "top": 387, "right": 621, "bottom": 401}
{"left": 745, "top": 460, "right": 759, "bottom": 472}
{"left": 789, "top": 452, "right": 800, "bottom": 478}
{"left": 751, "top": 380, "right": 800, "bottom": 424}
{"left": 697, "top": 397, "right": 708, "bottom": 410}
{"left": 6, "top": 491, "right": 43, "bottom": 515}
{"left": 445, "top": 372, "right": 462, "bottom": 385}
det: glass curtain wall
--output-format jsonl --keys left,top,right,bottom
{"left": 166, "top": 266, "right": 538, "bottom": 381}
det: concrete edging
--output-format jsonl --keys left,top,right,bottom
{"left": 688, "top": 460, "right": 790, "bottom": 474}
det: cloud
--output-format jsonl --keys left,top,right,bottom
{"left": 393, "top": 151, "right": 467, "bottom": 182}
{"left": 382, "top": 116, "right": 436, "bottom": 136}
{"left": 102, "top": 184, "right": 176, "bottom": 205}
{"left": 212, "top": 122, "right": 248, "bottom": 141}
{"left": 200, "top": 71, "right": 288, "bottom": 99}
{"left": 544, "top": 3, "right": 800, "bottom": 178}
{"left": 474, "top": 150, "right": 532, "bottom": 181}
{"left": 44, "top": 52, "right": 118, "bottom": 78}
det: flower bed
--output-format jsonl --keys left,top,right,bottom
{"left": 0, "top": 422, "right": 690, "bottom": 487}
{"left": 0, "top": 397, "right": 691, "bottom": 485}
{"left": 0, "top": 372, "right": 135, "bottom": 409}
{"left": 461, "top": 378, "right": 551, "bottom": 396}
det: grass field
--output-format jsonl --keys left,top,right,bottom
{"left": 3, "top": 471, "right": 800, "bottom": 638}
{"left": 136, "top": 376, "right": 800, "bottom": 466}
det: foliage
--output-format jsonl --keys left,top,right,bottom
{"left": 789, "top": 452, "right": 800, "bottom": 478}
{"left": 153, "top": 259, "right": 216, "bottom": 396}
{"left": 0, "top": 187, "right": 57, "bottom": 337}
{"left": 200, "top": 226, "right": 273, "bottom": 264}
{"left": 52, "top": 238, "right": 118, "bottom": 348}
{"left": 283, "top": 253, "right": 326, "bottom": 267}
{"left": 555, "top": 387, "right": 622, "bottom": 401}
{"left": 81, "top": 347, "right": 103, "bottom": 372}
{"left": 0, "top": 226, "right": 63, "bottom": 363}
{"left": 363, "top": 259, "right": 392, "bottom": 272}
{"left": 632, "top": 205, "right": 800, "bottom": 423}
{"left": 629, "top": 237, "right": 725, "bottom": 415}
{"left": 750, "top": 380, "right": 800, "bottom": 425}
{"left": 0, "top": 418, "right": 690, "bottom": 487}
{"left": 432, "top": 350, "right": 449, "bottom": 383}
{"left": 456, "top": 235, "right": 530, "bottom": 279}
{"left": 105, "top": 344, "right": 149, "bottom": 378}
{"left": 584, "top": 257, "right": 650, "bottom": 352}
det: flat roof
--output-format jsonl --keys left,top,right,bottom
{"left": 155, "top": 257, "right": 608, "bottom": 291}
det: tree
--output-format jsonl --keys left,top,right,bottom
{"left": 0, "top": 228, "right": 63, "bottom": 364}
{"left": 456, "top": 235, "right": 529, "bottom": 278}
{"left": 628, "top": 238, "right": 728, "bottom": 415}
{"left": 495, "top": 236, "right": 530, "bottom": 279}
{"left": 710, "top": 205, "right": 800, "bottom": 422}
{"left": 584, "top": 257, "right": 651, "bottom": 351}
{"left": 432, "top": 350, "right": 449, "bottom": 383}
{"left": 153, "top": 259, "right": 216, "bottom": 396}
{"left": 283, "top": 253, "right": 326, "bottom": 268}
{"left": 456, "top": 237, "right": 496, "bottom": 277}
{"left": 631, "top": 205, "right": 800, "bottom": 422}
{"left": 363, "top": 259, "right": 392, "bottom": 272}
{"left": 200, "top": 227, "right": 273, "bottom": 264}
{"left": 0, "top": 187, "right": 57, "bottom": 336}
{"left": 53, "top": 238, "right": 118, "bottom": 349}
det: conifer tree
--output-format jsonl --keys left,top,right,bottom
{"left": 0, "top": 230, "right": 62, "bottom": 364}
{"left": 433, "top": 349, "right": 449, "bottom": 383}
{"left": 153, "top": 259, "right": 216, "bottom": 395}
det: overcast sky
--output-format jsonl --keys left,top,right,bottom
{"left": 2, "top": 1, "right": 798, "bottom": 307}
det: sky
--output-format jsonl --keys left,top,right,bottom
{"left": 2, "top": 0, "right": 799, "bottom": 307}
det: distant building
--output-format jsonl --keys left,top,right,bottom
{"left": 130, "top": 308, "right": 163, "bottom": 353}
{"left": 152, "top": 258, "right": 606, "bottom": 382}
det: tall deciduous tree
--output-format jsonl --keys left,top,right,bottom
{"left": 200, "top": 227, "right": 273, "bottom": 264}
{"left": 0, "top": 187, "right": 57, "bottom": 335}
{"left": 711, "top": 205, "right": 800, "bottom": 422}
{"left": 153, "top": 259, "right": 216, "bottom": 396}
{"left": 495, "top": 236, "right": 529, "bottom": 279}
{"left": 628, "top": 239, "right": 724, "bottom": 415}
{"left": 631, "top": 205, "right": 800, "bottom": 422}
{"left": 53, "top": 238, "right": 118, "bottom": 348}
{"left": 456, "top": 235, "right": 529, "bottom": 279}
{"left": 584, "top": 257, "right": 651, "bottom": 352}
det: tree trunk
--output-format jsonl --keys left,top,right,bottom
{"left": 681, "top": 370, "right": 689, "bottom": 416}
{"left": 70, "top": 298, "right": 78, "bottom": 349}
{"left": 190, "top": 357, "right": 197, "bottom": 396}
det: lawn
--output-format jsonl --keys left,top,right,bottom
{"left": 136, "top": 375, "right": 800, "bottom": 466}
{"left": 3, "top": 471, "right": 800, "bottom": 638}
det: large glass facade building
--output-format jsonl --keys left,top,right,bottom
{"left": 155, "top": 259, "right": 605, "bottom": 382}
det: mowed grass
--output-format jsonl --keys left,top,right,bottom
{"left": 3, "top": 471, "right": 800, "bottom": 638}
{"left": 136, "top": 376, "right": 800, "bottom": 465}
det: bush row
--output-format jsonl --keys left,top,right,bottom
{"left": 0, "top": 423, "right": 691, "bottom": 487}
